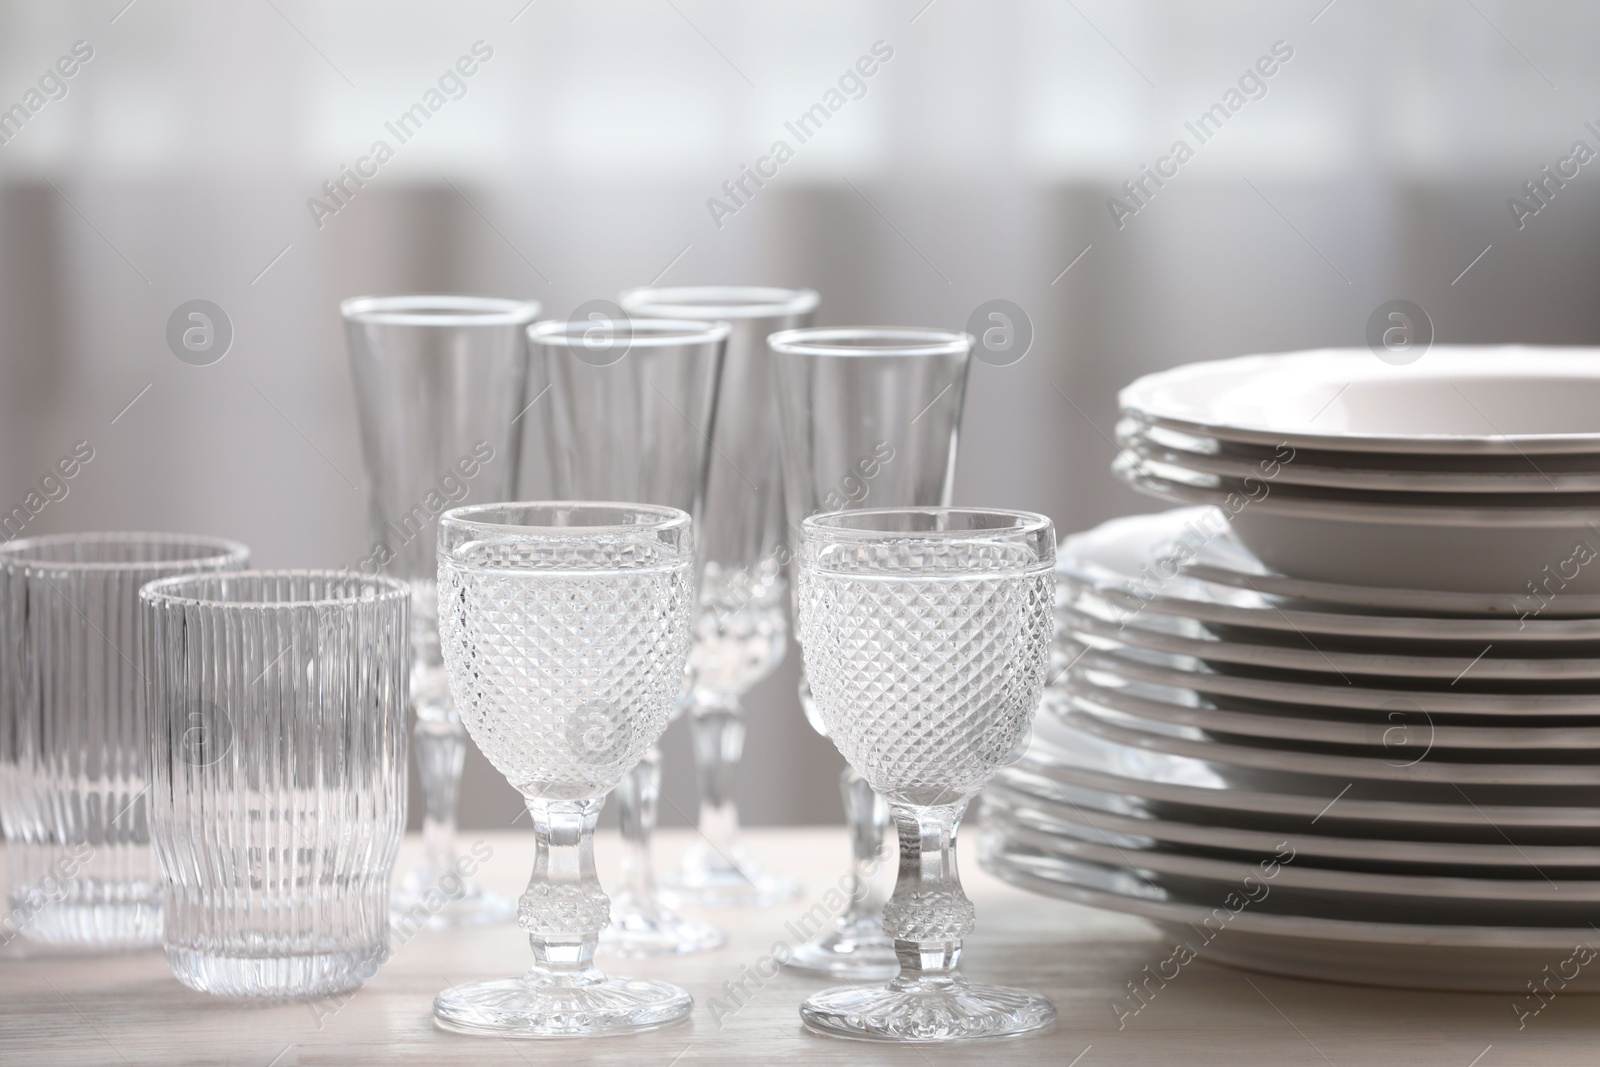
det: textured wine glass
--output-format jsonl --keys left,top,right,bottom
{"left": 141, "top": 571, "right": 410, "bottom": 996}
{"left": 529, "top": 313, "right": 728, "bottom": 954}
{"left": 796, "top": 507, "right": 1056, "bottom": 1042}
{"left": 343, "top": 294, "right": 538, "bottom": 929}
{"left": 432, "top": 502, "right": 696, "bottom": 1038}
{"left": 770, "top": 327, "right": 972, "bottom": 979}
{"left": 619, "top": 287, "right": 818, "bottom": 912}
{"left": 0, "top": 533, "right": 249, "bottom": 951}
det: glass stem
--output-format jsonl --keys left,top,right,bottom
{"left": 413, "top": 708, "right": 465, "bottom": 879}
{"left": 688, "top": 691, "right": 744, "bottom": 868}
{"left": 521, "top": 796, "right": 608, "bottom": 985}
{"left": 615, "top": 747, "right": 662, "bottom": 904}
{"left": 883, "top": 800, "right": 975, "bottom": 991}
{"left": 840, "top": 768, "right": 889, "bottom": 921}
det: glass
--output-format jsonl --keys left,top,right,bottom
{"left": 796, "top": 508, "right": 1057, "bottom": 1042}
{"left": 342, "top": 294, "right": 539, "bottom": 928}
{"left": 619, "top": 287, "right": 818, "bottom": 911}
{"left": 0, "top": 533, "right": 249, "bottom": 950}
{"left": 141, "top": 571, "right": 410, "bottom": 996}
{"left": 531, "top": 314, "right": 729, "bottom": 954}
{"left": 431, "top": 503, "right": 696, "bottom": 1037}
{"left": 769, "top": 327, "right": 972, "bottom": 978}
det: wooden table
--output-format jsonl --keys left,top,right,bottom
{"left": 2, "top": 827, "right": 1595, "bottom": 1065}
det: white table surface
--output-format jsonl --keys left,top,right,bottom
{"left": 2, "top": 826, "right": 1594, "bottom": 1066}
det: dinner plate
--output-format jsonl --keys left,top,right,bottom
{"left": 980, "top": 783, "right": 1600, "bottom": 868}
{"left": 1062, "top": 605, "right": 1600, "bottom": 680}
{"left": 1062, "top": 642, "right": 1600, "bottom": 716}
{"left": 1119, "top": 420, "right": 1600, "bottom": 492}
{"left": 1057, "top": 508, "right": 1600, "bottom": 639}
{"left": 1057, "top": 703, "right": 1600, "bottom": 786}
{"left": 1160, "top": 506, "right": 1600, "bottom": 616}
{"left": 1013, "top": 709, "right": 1600, "bottom": 831}
{"left": 976, "top": 843, "right": 1600, "bottom": 991}
{"left": 1119, "top": 346, "right": 1600, "bottom": 455}
{"left": 1064, "top": 666, "right": 1600, "bottom": 750}
{"left": 987, "top": 818, "right": 1600, "bottom": 905}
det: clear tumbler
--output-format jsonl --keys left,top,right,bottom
{"left": 141, "top": 571, "right": 409, "bottom": 996}
{"left": 0, "top": 532, "right": 249, "bottom": 950}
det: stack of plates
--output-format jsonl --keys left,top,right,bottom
{"left": 978, "top": 508, "right": 1600, "bottom": 990}
{"left": 1112, "top": 346, "right": 1600, "bottom": 594}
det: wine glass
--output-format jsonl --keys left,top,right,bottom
{"left": 431, "top": 502, "right": 696, "bottom": 1038}
{"left": 529, "top": 313, "right": 729, "bottom": 954}
{"left": 618, "top": 287, "right": 817, "bottom": 910}
{"left": 769, "top": 327, "right": 973, "bottom": 978}
{"left": 342, "top": 294, "right": 539, "bottom": 929}
{"left": 795, "top": 507, "right": 1056, "bottom": 1042}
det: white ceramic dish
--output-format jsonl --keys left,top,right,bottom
{"left": 1064, "top": 605, "right": 1600, "bottom": 680}
{"left": 1015, "top": 709, "right": 1600, "bottom": 828}
{"left": 981, "top": 784, "right": 1600, "bottom": 868}
{"left": 1065, "top": 668, "right": 1600, "bottom": 750}
{"left": 1065, "top": 642, "right": 1600, "bottom": 717}
{"left": 977, "top": 844, "right": 1600, "bottom": 992}
{"left": 1058, "top": 704, "right": 1600, "bottom": 786}
{"left": 1120, "top": 346, "right": 1600, "bottom": 455}
{"left": 1119, "top": 461, "right": 1600, "bottom": 593}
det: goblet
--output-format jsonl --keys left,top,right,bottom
{"left": 431, "top": 502, "right": 696, "bottom": 1038}
{"left": 618, "top": 287, "right": 817, "bottom": 911}
{"left": 770, "top": 327, "right": 973, "bottom": 978}
{"left": 530, "top": 313, "right": 728, "bottom": 954}
{"left": 795, "top": 507, "right": 1056, "bottom": 1042}
{"left": 343, "top": 294, "right": 539, "bottom": 929}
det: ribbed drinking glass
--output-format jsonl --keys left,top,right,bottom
{"left": 770, "top": 327, "right": 972, "bottom": 978}
{"left": 141, "top": 571, "right": 410, "bottom": 997}
{"left": 343, "top": 294, "right": 538, "bottom": 928}
{"left": 0, "top": 533, "right": 249, "bottom": 950}
{"left": 431, "top": 503, "right": 696, "bottom": 1038}
{"left": 619, "top": 286, "right": 816, "bottom": 912}
{"left": 530, "top": 313, "right": 729, "bottom": 955}
{"left": 796, "top": 507, "right": 1056, "bottom": 1042}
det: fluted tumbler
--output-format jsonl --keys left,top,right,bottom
{"left": 0, "top": 532, "right": 249, "bottom": 950}
{"left": 141, "top": 571, "right": 409, "bottom": 997}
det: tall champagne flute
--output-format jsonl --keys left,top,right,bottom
{"left": 530, "top": 314, "right": 728, "bottom": 954}
{"left": 342, "top": 294, "right": 538, "bottom": 927}
{"left": 770, "top": 327, "right": 972, "bottom": 978}
{"left": 796, "top": 507, "right": 1056, "bottom": 1042}
{"left": 431, "top": 502, "right": 696, "bottom": 1038}
{"left": 619, "top": 287, "right": 817, "bottom": 910}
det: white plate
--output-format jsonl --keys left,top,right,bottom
{"left": 1119, "top": 346, "right": 1600, "bottom": 454}
{"left": 988, "top": 818, "right": 1600, "bottom": 903}
{"left": 1063, "top": 604, "right": 1600, "bottom": 680}
{"left": 1119, "top": 462, "right": 1600, "bottom": 593}
{"left": 1064, "top": 642, "right": 1600, "bottom": 717}
{"left": 977, "top": 844, "right": 1600, "bottom": 991}
{"left": 1159, "top": 505, "right": 1600, "bottom": 616}
{"left": 1065, "top": 666, "right": 1600, "bottom": 750}
{"left": 1014, "top": 709, "right": 1600, "bottom": 829}
{"left": 1121, "top": 424, "right": 1600, "bottom": 493}
{"left": 981, "top": 783, "right": 1600, "bottom": 867}
{"left": 1058, "top": 703, "right": 1600, "bottom": 786}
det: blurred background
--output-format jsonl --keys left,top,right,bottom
{"left": 3, "top": 0, "right": 1598, "bottom": 829}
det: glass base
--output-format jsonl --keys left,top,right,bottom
{"left": 166, "top": 946, "right": 375, "bottom": 998}
{"left": 600, "top": 900, "right": 725, "bottom": 957}
{"left": 663, "top": 845, "right": 802, "bottom": 909}
{"left": 784, "top": 917, "right": 899, "bottom": 980}
{"left": 11, "top": 899, "right": 162, "bottom": 951}
{"left": 800, "top": 977, "right": 1056, "bottom": 1042}
{"left": 391, "top": 867, "right": 516, "bottom": 930}
{"left": 433, "top": 973, "right": 693, "bottom": 1038}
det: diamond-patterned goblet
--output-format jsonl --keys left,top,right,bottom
{"left": 796, "top": 507, "right": 1056, "bottom": 1042}
{"left": 431, "top": 502, "right": 696, "bottom": 1038}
